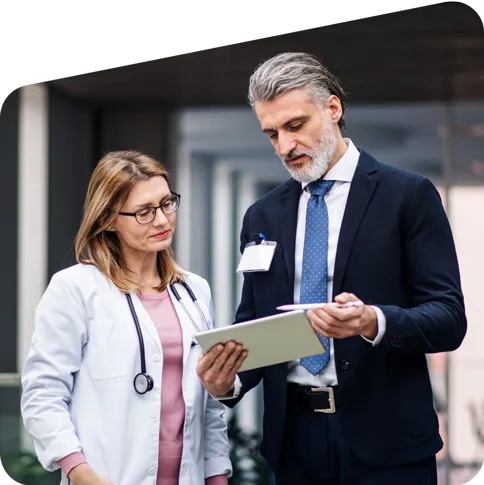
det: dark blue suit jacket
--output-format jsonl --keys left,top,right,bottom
{"left": 224, "top": 149, "right": 466, "bottom": 470}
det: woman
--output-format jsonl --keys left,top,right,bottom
{"left": 21, "top": 150, "right": 232, "bottom": 485}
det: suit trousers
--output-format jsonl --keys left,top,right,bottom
{"left": 274, "top": 385, "right": 438, "bottom": 485}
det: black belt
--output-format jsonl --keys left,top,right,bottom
{"left": 287, "top": 383, "right": 338, "bottom": 414}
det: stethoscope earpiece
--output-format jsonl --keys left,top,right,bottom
{"left": 126, "top": 281, "right": 209, "bottom": 395}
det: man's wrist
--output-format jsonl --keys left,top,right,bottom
{"left": 216, "top": 383, "right": 235, "bottom": 398}
{"left": 361, "top": 305, "right": 378, "bottom": 339}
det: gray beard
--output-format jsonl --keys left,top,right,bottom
{"left": 279, "top": 118, "right": 338, "bottom": 183}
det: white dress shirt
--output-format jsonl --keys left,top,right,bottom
{"left": 288, "top": 138, "right": 386, "bottom": 387}
{"left": 221, "top": 138, "right": 386, "bottom": 399}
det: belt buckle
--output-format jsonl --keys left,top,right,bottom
{"left": 310, "top": 386, "right": 336, "bottom": 414}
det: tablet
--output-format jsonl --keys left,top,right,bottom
{"left": 194, "top": 310, "right": 325, "bottom": 372}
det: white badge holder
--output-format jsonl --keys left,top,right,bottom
{"left": 236, "top": 234, "right": 277, "bottom": 273}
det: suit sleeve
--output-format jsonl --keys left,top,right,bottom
{"left": 219, "top": 206, "right": 264, "bottom": 409}
{"left": 376, "top": 177, "right": 467, "bottom": 353}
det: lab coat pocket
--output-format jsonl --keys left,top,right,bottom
{"left": 86, "top": 317, "right": 128, "bottom": 380}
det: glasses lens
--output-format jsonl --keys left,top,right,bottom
{"left": 136, "top": 208, "right": 156, "bottom": 224}
{"left": 162, "top": 195, "right": 180, "bottom": 215}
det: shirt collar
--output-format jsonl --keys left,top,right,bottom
{"left": 301, "top": 138, "right": 359, "bottom": 190}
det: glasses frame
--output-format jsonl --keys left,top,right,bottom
{"left": 119, "top": 192, "right": 181, "bottom": 225}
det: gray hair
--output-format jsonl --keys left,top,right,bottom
{"left": 248, "top": 52, "right": 347, "bottom": 133}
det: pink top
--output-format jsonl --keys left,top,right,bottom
{"left": 58, "top": 290, "right": 227, "bottom": 485}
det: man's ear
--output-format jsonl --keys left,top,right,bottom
{"left": 326, "top": 94, "right": 343, "bottom": 126}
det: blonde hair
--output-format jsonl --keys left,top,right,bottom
{"left": 75, "top": 150, "right": 184, "bottom": 293}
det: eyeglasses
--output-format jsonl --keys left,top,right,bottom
{"left": 119, "top": 192, "right": 181, "bottom": 225}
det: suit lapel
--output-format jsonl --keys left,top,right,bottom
{"left": 280, "top": 179, "right": 302, "bottom": 294}
{"left": 332, "top": 150, "right": 379, "bottom": 298}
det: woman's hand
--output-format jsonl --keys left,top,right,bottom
{"left": 69, "top": 464, "right": 114, "bottom": 485}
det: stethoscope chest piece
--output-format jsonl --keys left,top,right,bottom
{"left": 134, "top": 372, "right": 154, "bottom": 395}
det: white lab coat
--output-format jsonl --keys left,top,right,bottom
{"left": 21, "top": 263, "right": 232, "bottom": 485}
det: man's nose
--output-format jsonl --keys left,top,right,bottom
{"left": 279, "top": 133, "right": 297, "bottom": 158}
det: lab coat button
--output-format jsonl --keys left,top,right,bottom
{"left": 149, "top": 467, "right": 156, "bottom": 475}
{"left": 153, "top": 355, "right": 161, "bottom": 362}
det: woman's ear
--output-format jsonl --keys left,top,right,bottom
{"left": 99, "top": 211, "right": 115, "bottom": 233}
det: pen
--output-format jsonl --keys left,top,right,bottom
{"left": 277, "top": 302, "right": 364, "bottom": 311}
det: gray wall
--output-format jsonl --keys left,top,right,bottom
{"left": 188, "top": 154, "right": 213, "bottom": 281}
{"left": 100, "top": 107, "right": 177, "bottom": 176}
{"left": 48, "top": 88, "right": 96, "bottom": 277}
{"left": 0, "top": 89, "right": 19, "bottom": 373}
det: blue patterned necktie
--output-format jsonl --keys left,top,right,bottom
{"left": 299, "top": 179, "right": 335, "bottom": 375}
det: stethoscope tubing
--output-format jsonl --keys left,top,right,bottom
{"left": 126, "top": 280, "right": 209, "bottom": 394}
{"left": 169, "top": 281, "right": 210, "bottom": 334}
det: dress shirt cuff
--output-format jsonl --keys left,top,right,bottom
{"left": 57, "top": 452, "right": 87, "bottom": 477}
{"left": 212, "top": 375, "right": 242, "bottom": 400}
{"left": 361, "top": 306, "right": 386, "bottom": 346}
{"left": 206, "top": 473, "right": 229, "bottom": 485}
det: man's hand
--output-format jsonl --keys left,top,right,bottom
{"left": 197, "top": 341, "right": 248, "bottom": 397}
{"left": 307, "top": 292, "right": 378, "bottom": 340}
{"left": 69, "top": 464, "right": 114, "bottom": 485}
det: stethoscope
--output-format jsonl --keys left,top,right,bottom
{"left": 125, "top": 281, "right": 210, "bottom": 395}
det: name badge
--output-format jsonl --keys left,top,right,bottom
{"left": 237, "top": 234, "right": 277, "bottom": 273}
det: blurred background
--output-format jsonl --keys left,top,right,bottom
{"left": 1, "top": 2, "right": 483, "bottom": 484}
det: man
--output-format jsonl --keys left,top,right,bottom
{"left": 197, "top": 52, "right": 466, "bottom": 485}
